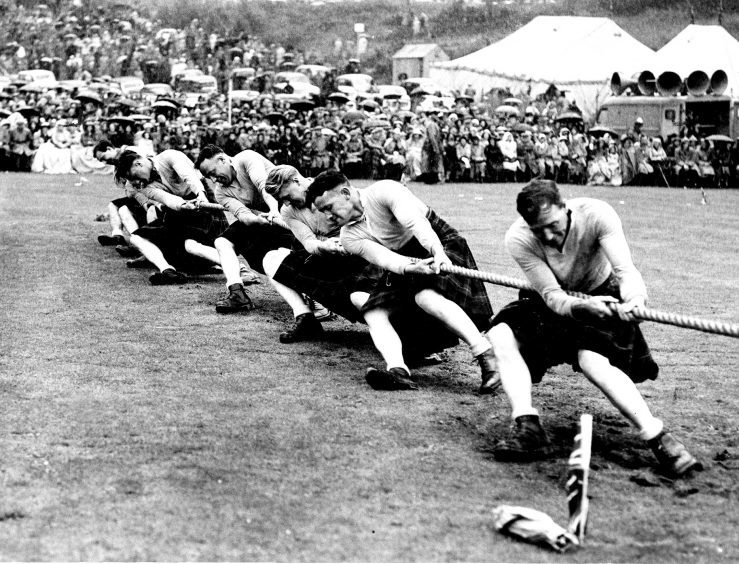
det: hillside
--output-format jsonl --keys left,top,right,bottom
{"left": 146, "top": 0, "right": 739, "bottom": 82}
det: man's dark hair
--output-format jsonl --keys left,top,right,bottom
{"left": 92, "top": 139, "right": 114, "bottom": 158}
{"left": 305, "top": 170, "right": 349, "bottom": 206}
{"left": 114, "top": 150, "right": 143, "bottom": 186}
{"left": 194, "top": 144, "right": 225, "bottom": 170}
{"left": 516, "top": 179, "right": 564, "bottom": 224}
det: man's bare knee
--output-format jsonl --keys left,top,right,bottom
{"left": 350, "top": 291, "right": 369, "bottom": 310}
{"left": 414, "top": 288, "right": 438, "bottom": 308}
{"left": 488, "top": 323, "right": 520, "bottom": 358}
{"left": 577, "top": 349, "right": 612, "bottom": 376}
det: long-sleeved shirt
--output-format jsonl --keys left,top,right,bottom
{"left": 281, "top": 202, "right": 339, "bottom": 255}
{"left": 214, "top": 150, "right": 274, "bottom": 222}
{"left": 138, "top": 149, "right": 206, "bottom": 209}
{"left": 340, "top": 180, "right": 444, "bottom": 274}
{"left": 505, "top": 197, "right": 648, "bottom": 317}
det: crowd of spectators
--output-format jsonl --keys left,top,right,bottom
{"left": 1, "top": 1, "right": 738, "bottom": 188}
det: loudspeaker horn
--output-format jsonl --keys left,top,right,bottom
{"left": 637, "top": 70, "right": 656, "bottom": 96}
{"left": 686, "top": 70, "right": 709, "bottom": 96}
{"left": 656, "top": 71, "right": 682, "bottom": 96}
{"left": 610, "top": 72, "right": 640, "bottom": 95}
{"left": 710, "top": 69, "right": 728, "bottom": 95}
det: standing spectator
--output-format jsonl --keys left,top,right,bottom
{"left": 421, "top": 113, "right": 444, "bottom": 184}
{"left": 470, "top": 135, "right": 487, "bottom": 183}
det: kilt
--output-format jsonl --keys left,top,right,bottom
{"left": 219, "top": 221, "right": 296, "bottom": 274}
{"left": 360, "top": 209, "right": 494, "bottom": 331}
{"left": 112, "top": 196, "right": 148, "bottom": 227}
{"left": 273, "top": 249, "right": 380, "bottom": 322}
{"left": 491, "top": 275, "right": 659, "bottom": 384}
{"left": 133, "top": 204, "right": 228, "bottom": 263}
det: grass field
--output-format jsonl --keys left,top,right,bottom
{"left": 0, "top": 172, "right": 738, "bottom": 561}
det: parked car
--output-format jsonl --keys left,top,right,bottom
{"left": 176, "top": 74, "right": 218, "bottom": 107}
{"left": 16, "top": 69, "right": 57, "bottom": 89}
{"left": 272, "top": 71, "right": 320, "bottom": 102}
{"left": 112, "top": 76, "right": 144, "bottom": 96}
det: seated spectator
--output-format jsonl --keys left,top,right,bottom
{"left": 383, "top": 128, "right": 406, "bottom": 182}
{"left": 605, "top": 142, "right": 622, "bottom": 186}
{"left": 455, "top": 135, "right": 471, "bottom": 182}
{"left": 635, "top": 135, "right": 654, "bottom": 184}
{"left": 32, "top": 119, "right": 74, "bottom": 174}
{"left": 343, "top": 128, "right": 365, "bottom": 178}
{"left": 695, "top": 138, "right": 715, "bottom": 187}
{"left": 498, "top": 131, "right": 519, "bottom": 182}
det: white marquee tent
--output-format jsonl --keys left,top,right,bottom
{"left": 650, "top": 24, "right": 739, "bottom": 97}
{"left": 429, "top": 16, "right": 655, "bottom": 120}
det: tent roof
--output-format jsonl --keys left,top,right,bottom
{"left": 652, "top": 25, "right": 739, "bottom": 91}
{"left": 432, "top": 16, "right": 655, "bottom": 85}
{"left": 393, "top": 43, "right": 443, "bottom": 59}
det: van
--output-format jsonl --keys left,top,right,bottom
{"left": 596, "top": 94, "right": 739, "bottom": 139}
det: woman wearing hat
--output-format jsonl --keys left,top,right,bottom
{"left": 405, "top": 126, "right": 425, "bottom": 181}
{"left": 31, "top": 119, "right": 74, "bottom": 174}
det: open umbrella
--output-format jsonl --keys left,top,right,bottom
{"left": 587, "top": 126, "right": 618, "bottom": 138}
{"left": 328, "top": 92, "right": 350, "bottom": 104}
{"left": 152, "top": 100, "right": 178, "bottom": 111}
{"left": 263, "top": 111, "right": 285, "bottom": 125}
{"left": 555, "top": 111, "right": 584, "bottom": 122}
{"left": 503, "top": 97, "right": 523, "bottom": 106}
{"left": 114, "top": 97, "right": 139, "bottom": 108}
{"left": 524, "top": 105, "right": 541, "bottom": 116}
{"left": 706, "top": 134, "right": 733, "bottom": 143}
{"left": 128, "top": 113, "right": 152, "bottom": 122}
{"left": 342, "top": 110, "right": 366, "bottom": 124}
{"left": 360, "top": 99, "right": 379, "bottom": 110}
{"left": 410, "top": 86, "right": 432, "bottom": 97}
{"left": 321, "top": 127, "right": 337, "bottom": 136}
{"left": 291, "top": 100, "right": 315, "bottom": 112}
{"left": 495, "top": 105, "right": 521, "bottom": 117}
{"left": 105, "top": 116, "right": 135, "bottom": 127}
{"left": 396, "top": 109, "right": 416, "bottom": 120}
{"left": 75, "top": 90, "right": 103, "bottom": 105}
{"left": 16, "top": 105, "right": 40, "bottom": 117}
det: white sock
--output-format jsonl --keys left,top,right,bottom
{"left": 511, "top": 407, "right": 539, "bottom": 421}
{"left": 470, "top": 337, "right": 492, "bottom": 358}
{"left": 639, "top": 418, "right": 664, "bottom": 441}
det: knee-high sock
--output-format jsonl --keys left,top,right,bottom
{"left": 129, "top": 234, "right": 172, "bottom": 272}
{"left": 263, "top": 248, "right": 310, "bottom": 318}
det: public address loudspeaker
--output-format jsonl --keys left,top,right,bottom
{"left": 610, "top": 72, "right": 639, "bottom": 95}
{"left": 656, "top": 71, "right": 683, "bottom": 96}
{"left": 710, "top": 70, "right": 728, "bottom": 95}
{"left": 686, "top": 70, "right": 709, "bottom": 96}
{"left": 637, "top": 70, "right": 656, "bottom": 96}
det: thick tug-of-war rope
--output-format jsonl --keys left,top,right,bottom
{"left": 439, "top": 264, "right": 739, "bottom": 339}
{"left": 194, "top": 202, "right": 737, "bottom": 338}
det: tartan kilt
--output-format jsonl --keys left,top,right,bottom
{"left": 491, "top": 275, "right": 659, "bottom": 384}
{"left": 272, "top": 250, "right": 379, "bottom": 322}
{"left": 219, "top": 221, "right": 297, "bottom": 274}
{"left": 360, "top": 208, "right": 494, "bottom": 331}
{"left": 133, "top": 207, "right": 227, "bottom": 263}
